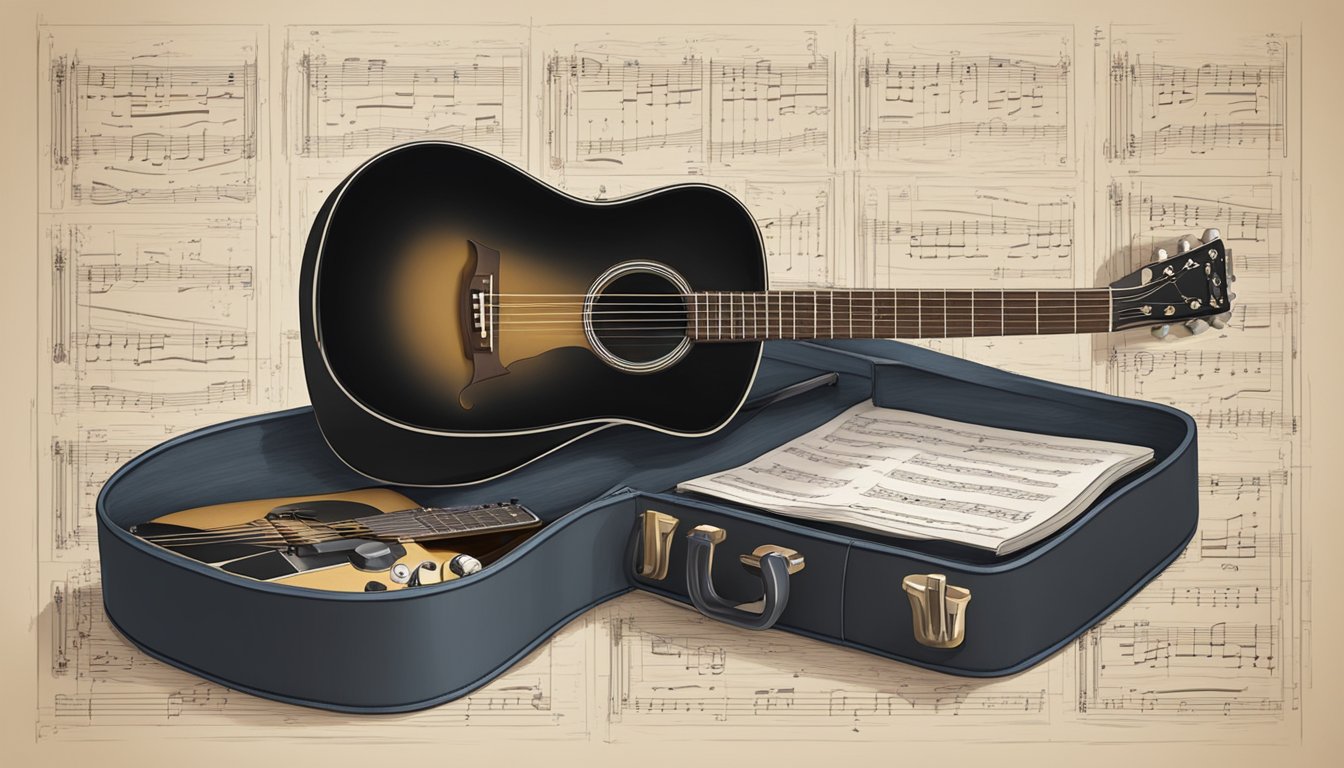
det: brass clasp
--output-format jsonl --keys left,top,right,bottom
{"left": 636, "top": 510, "right": 680, "bottom": 581}
{"left": 901, "top": 573, "right": 971, "bottom": 649}
{"left": 739, "top": 545, "right": 806, "bottom": 575}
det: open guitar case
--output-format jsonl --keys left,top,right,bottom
{"left": 96, "top": 181, "right": 1200, "bottom": 715}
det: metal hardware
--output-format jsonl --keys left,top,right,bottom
{"left": 902, "top": 573, "right": 971, "bottom": 649}
{"left": 458, "top": 240, "right": 507, "bottom": 392}
{"left": 685, "top": 524, "right": 802, "bottom": 631}
{"left": 739, "top": 545, "right": 806, "bottom": 575}
{"left": 448, "top": 553, "right": 482, "bottom": 577}
{"left": 1185, "top": 318, "right": 1211, "bottom": 335}
{"left": 637, "top": 510, "right": 680, "bottom": 581}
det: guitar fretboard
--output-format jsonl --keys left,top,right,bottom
{"left": 356, "top": 504, "right": 538, "bottom": 541}
{"left": 687, "top": 289, "right": 1114, "bottom": 341}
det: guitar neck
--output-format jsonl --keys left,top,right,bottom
{"left": 354, "top": 504, "right": 539, "bottom": 542}
{"left": 686, "top": 288, "right": 1114, "bottom": 342}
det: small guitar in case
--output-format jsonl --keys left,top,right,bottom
{"left": 131, "top": 489, "right": 541, "bottom": 592}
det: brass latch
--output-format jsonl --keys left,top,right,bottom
{"left": 901, "top": 573, "right": 971, "bottom": 649}
{"left": 637, "top": 510, "right": 680, "bottom": 581}
{"left": 739, "top": 545, "right": 806, "bottom": 575}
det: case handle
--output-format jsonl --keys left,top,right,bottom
{"left": 685, "top": 524, "right": 804, "bottom": 631}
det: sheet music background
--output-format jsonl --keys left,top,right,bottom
{"left": 3, "top": 1, "right": 1337, "bottom": 764}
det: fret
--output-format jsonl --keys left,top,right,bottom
{"left": 895, "top": 290, "right": 919, "bottom": 339}
{"left": 944, "top": 290, "right": 974, "bottom": 337}
{"left": 918, "top": 290, "right": 946, "bottom": 339}
{"left": 827, "top": 291, "right": 835, "bottom": 339}
{"left": 752, "top": 291, "right": 760, "bottom": 340}
{"left": 876, "top": 290, "right": 895, "bottom": 338}
{"left": 772, "top": 290, "right": 784, "bottom": 340}
{"left": 972, "top": 291, "right": 1004, "bottom": 337}
{"left": 1038, "top": 291, "right": 1076, "bottom": 333}
{"left": 791, "top": 292, "right": 798, "bottom": 339}
{"left": 847, "top": 288, "right": 854, "bottom": 338}
{"left": 833, "top": 290, "right": 852, "bottom": 339}
{"left": 795, "top": 291, "right": 817, "bottom": 340}
{"left": 851, "top": 290, "right": 871, "bottom": 339}
{"left": 763, "top": 291, "right": 770, "bottom": 339}
{"left": 1002, "top": 290, "right": 1037, "bottom": 336}
{"left": 1076, "top": 288, "right": 1113, "bottom": 333}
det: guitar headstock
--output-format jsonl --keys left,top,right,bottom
{"left": 1109, "top": 229, "right": 1235, "bottom": 338}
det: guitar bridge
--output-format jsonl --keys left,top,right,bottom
{"left": 458, "top": 240, "right": 508, "bottom": 398}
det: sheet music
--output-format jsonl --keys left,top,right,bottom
{"left": 678, "top": 403, "right": 1154, "bottom": 553}
{"left": 14, "top": 6, "right": 1316, "bottom": 758}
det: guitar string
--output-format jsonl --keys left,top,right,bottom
{"left": 140, "top": 523, "right": 515, "bottom": 546}
{"left": 138, "top": 519, "right": 532, "bottom": 543}
{"left": 139, "top": 514, "right": 521, "bottom": 541}
{"left": 140, "top": 510, "right": 526, "bottom": 544}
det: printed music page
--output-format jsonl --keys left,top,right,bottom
{"left": 678, "top": 403, "right": 1153, "bottom": 553}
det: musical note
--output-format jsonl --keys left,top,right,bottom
{"left": 45, "top": 28, "right": 260, "bottom": 207}
{"left": 856, "top": 26, "right": 1073, "bottom": 168}
{"left": 291, "top": 26, "right": 528, "bottom": 162}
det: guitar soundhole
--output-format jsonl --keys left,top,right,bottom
{"left": 585, "top": 262, "right": 692, "bottom": 373}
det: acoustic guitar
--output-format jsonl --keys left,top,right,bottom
{"left": 300, "top": 141, "right": 1233, "bottom": 486}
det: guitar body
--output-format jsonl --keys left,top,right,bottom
{"left": 302, "top": 141, "right": 765, "bottom": 484}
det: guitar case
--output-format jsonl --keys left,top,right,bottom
{"left": 97, "top": 335, "right": 1198, "bottom": 712}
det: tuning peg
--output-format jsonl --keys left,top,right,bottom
{"left": 1151, "top": 324, "right": 1171, "bottom": 339}
{"left": 1153, "top": 246, "right": 1170, "bottom": 262}
{"left": 1185, "top": 318, "right": 1211, "bottom": 335}
{"left": 1202, "top": 228, "right": 1221, "bottom": 243}
{"left": 1209, "top": 311, "right": 1231, "bottom": 330}
{"left": 1177, "top": 235, "right": 1196, "bottom": 254}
